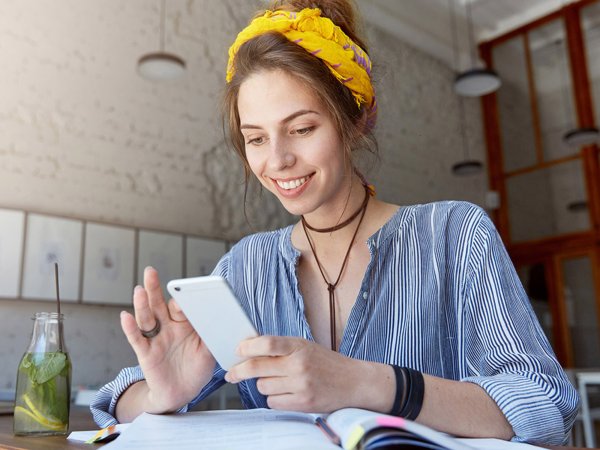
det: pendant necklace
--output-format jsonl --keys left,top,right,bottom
{"left": 301, "top": 185, "right": 370, "bottom": 351}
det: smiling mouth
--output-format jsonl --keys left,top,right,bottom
{"left": 275, "top": 175, "right": 311, "bottom": 190}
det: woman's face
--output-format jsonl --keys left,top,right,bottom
{"left": 237, "top": 70, "right": 352, "bottom": 217}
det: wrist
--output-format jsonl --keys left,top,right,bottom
{"left": 350, "top": 361, "right": 395, "bottom": 413}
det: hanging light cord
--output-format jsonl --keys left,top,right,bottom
{"left": 466, "top": 0, "right": 477, "bottom": 68}
{"left": 448, "top": 0, "right": 460, "bottom": 73}
{"left": 159, "top": 0, "right": 166, "bottom": 52}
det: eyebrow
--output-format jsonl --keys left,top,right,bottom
{"left": 240, "top": 109, "right": 319, "bottom": 130}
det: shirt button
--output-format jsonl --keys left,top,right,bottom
{"left": 362, "top": 291, "right": 368, "bottom": 299}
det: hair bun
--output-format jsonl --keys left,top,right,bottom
{"left": 268, "top": 0, "right": 367, "bottom": 52}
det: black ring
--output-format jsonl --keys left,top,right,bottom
{"left": 140, "top": 320, "right": 161, "bottom": 338}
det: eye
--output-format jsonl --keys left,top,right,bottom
{"left": 246, "top": 136, "right": 266, "bottom": 146}
{"left": 292, "top": 126, "right": 315, "bottom": 136}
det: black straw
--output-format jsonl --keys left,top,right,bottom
{"left": 54, "top": 262, "right": 64, "bottom": 352}
{"left": 54, "top": 262, "right": 61, "bottom": 315}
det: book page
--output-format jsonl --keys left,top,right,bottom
{"left": 326, "top": 408, "right": 545, "bottom": 450}
{"left": 102, "top": 409, "right": 339, "bottom": 450}
{"left": 326, "top": 408, "right": 472, "bottom": 450}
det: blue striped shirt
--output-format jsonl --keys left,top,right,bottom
{"left": 90, "top": 201, "right": 578, "bottom": 444}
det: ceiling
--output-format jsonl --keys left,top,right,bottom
{"left": 359, "top": 0, "right": 574, "bottom": 69}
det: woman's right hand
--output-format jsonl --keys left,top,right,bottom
{"left": 117, "top": 266, "right": 216, "bottom": 421}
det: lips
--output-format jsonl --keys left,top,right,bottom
{"left": 276, "top": 176, "right": 309, "bottom": 190}
{"left": 270, "top": 174, "right": 314, "bottom": 197}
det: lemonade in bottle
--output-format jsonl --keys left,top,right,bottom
{"left": 13, "top": 312, "right": 71, "bottom": 436}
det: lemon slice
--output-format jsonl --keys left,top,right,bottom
{"left": 14, "top": 406, "right": 65, "bottom": 431}
{"left": 22, "top": 394, "right": 65, "bottom": 428}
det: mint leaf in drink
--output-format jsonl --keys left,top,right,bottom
{"left": 34, "top": 353, "right": 67, "bottom": 385}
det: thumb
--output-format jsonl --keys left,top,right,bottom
{"left": 167, "top": 298, "right": 189, "bottom": 322}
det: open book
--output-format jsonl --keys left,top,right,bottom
{"left": 100, "top": 407, "right": 544, "bottom": 450}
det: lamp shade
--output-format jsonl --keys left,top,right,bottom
{"left": 454, "top": 68, "right": 501, "bottom": 97}
{"left": 562, "top": 127, "right": 599, "bottom": 147}
{"left": 137, "top": 52, "right": 186, "bottom": 81}
{"left": 566, "top": 200, "right": 588, "bottom": 212}
{"left": 451, "top": 159, "right": 483, "bottom": 176}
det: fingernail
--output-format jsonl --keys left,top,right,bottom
{"left": 144, "top": 266, "right": 154, "bottom": 273}
{"left": 134, "top": 285, "right": 143, "bottom": 292}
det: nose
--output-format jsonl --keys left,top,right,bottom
{"left": 268, "top": 138, "right": 296, "bottom": 171}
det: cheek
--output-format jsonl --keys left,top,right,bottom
{"left": 246, "top": 151, "right": 267, "bottom": 179}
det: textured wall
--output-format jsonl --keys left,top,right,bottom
{"left": 0, "top": 0, "right": 487, "bottom": 391}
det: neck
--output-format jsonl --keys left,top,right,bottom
{"left": 301, "top": 179, "right": 368, "bottom": 233}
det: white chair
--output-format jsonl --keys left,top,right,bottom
{"left": 576, "top": 371, "right": 600, "bottom": 448}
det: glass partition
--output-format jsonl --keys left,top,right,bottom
{"left": 582, "top": 2, "right": 600, "bottom": 124}
{"left": 492, "top": 36, "right": 537, "bottom": 173}
{"left": 506, "top": 159, "right": 589, "bottom": 242}
{"left": 529, "top": 19, "right": 579, "bottom": 161}
{"left": 561, "top": 255, "right": 600, "bottom": 368}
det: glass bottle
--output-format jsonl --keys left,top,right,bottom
{"left": 13, "top": 312, "right": 71, "bottom": 436}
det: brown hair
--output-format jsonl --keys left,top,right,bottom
{"left": 223, "top": 0, "right": 378, "bottom": 186}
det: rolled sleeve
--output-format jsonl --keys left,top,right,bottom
{"left": 463, "top": 373, "right": 572, "bottom": 444}
{"left": 90, "top": 364, "right": 228, "bottom": 427}
{"left": 90, "top": 366, "right": 146, "bottom": 427}
{"left": 462, "top": 212, "right": 579, "bottom": 444}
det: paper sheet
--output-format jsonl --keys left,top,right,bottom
{"left": 102, "top": 409, "right": 339, "bottom": 450}
{"left": 67, "top": 423, "right": 129, "bottom": 443}
{"left": 458, "top": 439, "right": 545, "bottom": 450}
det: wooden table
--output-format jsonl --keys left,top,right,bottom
{"left": 0, "top": 406, "right": 97, "bottom": 449}
{"left": 0, "top": 406, "right": 591, "bottom": 449}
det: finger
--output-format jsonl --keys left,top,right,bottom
{"left": 265, "top": 393, "right": 302, "bottom": 411}
{"left": 121, "top": 310, "right": 149, "bottom": 355}
{"left": 237, "top": 335, "right": 301, "bottom": 358}
{"left": 133, "top": 285, "right": 158, "bottom": 333}
{"left": 167, "top": 298, "right": 188, "bottom": 322}
{"left": 143, "top": 266, "right": 171, "bottom": 322}
{"left": 256, "top": 376, "right": 293, "bottom": 397}
{"left": 226, "top": 355, "right": 287, "bottom": 383}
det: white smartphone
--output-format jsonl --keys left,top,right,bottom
{"left": 166, "top": 276, "right": 258, "bottom": 370}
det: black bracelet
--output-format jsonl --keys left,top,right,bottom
{"left": 390, "top": 365, "right": 407, "bottom": 416}
{"left": 399, "top": 368, "right": 424, "bottom": 420}
{"left": 389, "top": 365, "right": 425, "bottom": 420}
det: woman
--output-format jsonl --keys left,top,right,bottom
{"left": 91, "top": 0, "right": 578, "bottom": 444}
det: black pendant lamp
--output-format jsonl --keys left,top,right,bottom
{"left": 451, "top": 98, "right": 484, "bottom": 176}
{"left": 449, "top": 0, "right": 483, "bottom": 176}
{"left": 137, "top": 0, "right": 186, "bottom": 81}
{"left": 563, "top": 127, "right": 600, "bottom": 148}
{"left": 453, "top": 0, "right": 501, "bottom": 97}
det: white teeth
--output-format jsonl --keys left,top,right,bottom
{"left": 277, "top": 176, "right": 307, "bottom": 190}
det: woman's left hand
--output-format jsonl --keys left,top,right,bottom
{"left": 224, "top": 336, "right": 394, "bottom": 413}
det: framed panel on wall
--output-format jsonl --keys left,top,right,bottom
{"left": 0, "top": 208, "right": 26, "bottom": 298}
{"left": 82, "top": 223, "right": 135, "bottom": 305}
{"left": 137, "top": 230, "right": 183, "bottom": 297}
{"left": 186, "top": 237, "right": 227, "bottom": 277}
{"left": 22, "top": 214, "right": 83, "bottom": 301}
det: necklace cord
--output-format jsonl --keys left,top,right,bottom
{"left": 301, "top": 185, "right": 370, "bottom": 351}
{"left": 303, "top": 186, "right": 370, "bottom": 233}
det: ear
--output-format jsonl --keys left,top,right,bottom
{"left": 355, "top": 106, "right": 369, "bottom": 135}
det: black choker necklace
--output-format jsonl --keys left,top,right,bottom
{"left": 300, "top": 185, "right": 370, "bottom": 351}
{"left": 302, "top": 185, "right": 370, "bottom": 233}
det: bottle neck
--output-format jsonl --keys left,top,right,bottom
{"left": 28, "top": 312, "right": 67, "bottom": 354}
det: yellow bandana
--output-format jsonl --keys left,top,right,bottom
{"left": 226, "top": 8, "right": 377, "bottom": 128}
